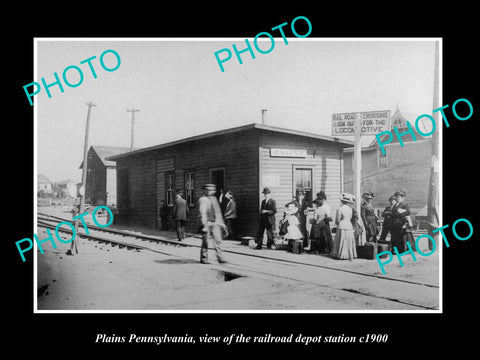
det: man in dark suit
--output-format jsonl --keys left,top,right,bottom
{"left": 390, "top": 190, "right": 411, "bottom": 252}
{"left": 172, "top": 191, "right": 189, "bottom": 241}
{"left": 255, "top": 187, "right": 277, "bottom": 250}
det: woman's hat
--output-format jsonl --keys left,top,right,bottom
{"left": 394, "top": 190, "right": 406, "bottom": 197}
{"left": 286, "top": 203, "right": 298, "bottom": 214}
{"left": 362, "top": 191, "right": 375, "bottom": 199}
{"left": 341, "top": 193, "right": 354, "bottom": 204}
{"left": 316, "top": 191, "right": 327, "bottom": 200}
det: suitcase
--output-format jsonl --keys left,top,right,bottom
{"left": 288, "top": 239, "right": 303, "bottom": 254}
{"left": 356, "top": 243, "right": 389, "bottom": 260}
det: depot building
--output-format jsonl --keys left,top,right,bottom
{"left": 106, "top": 123, "right": 353, "bottom": 237}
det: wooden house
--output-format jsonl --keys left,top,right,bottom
{"left": 343, "top": 108, "right": 434, "bottom": 218}
{"left": 107, "top": 123, "right": 353, "bottom": 236}
{"left": 79, "top": 146, "right": 133, "bottom": 206}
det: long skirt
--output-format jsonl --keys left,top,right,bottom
{"left": 332, "top": 228, "right": 357, "bottom": 260}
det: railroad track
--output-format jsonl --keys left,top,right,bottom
{"left": 37, "top": 212, "right": 440, "bottom": 310}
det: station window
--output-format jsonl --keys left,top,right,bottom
{"left": 184, "top": 171, "right": 195, "bottom": 206}
{"left": 165, "top": 172, "right": 175, "bottom": 206}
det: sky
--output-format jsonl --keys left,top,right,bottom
{"left": 36, "top": 38, "right": 438, "bottom": 183}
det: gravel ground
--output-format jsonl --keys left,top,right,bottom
{"left": 36, "top": 207, "right": 440, "bottom": 311}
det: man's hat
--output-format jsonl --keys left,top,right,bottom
{"left": 297, "top": 188, "right": 305, "bottom": 195}
{"left": 394, "top": 190, "right": 407, "bottom": 197}
{"left": 226, "top": 190, "right": 235, "bottom": 198}
{"left": 262, "top": 187, "right": 271, "bottom": 194}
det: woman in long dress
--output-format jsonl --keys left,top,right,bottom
{"left": 361, "top": 191, "right": 379, "bottom": 243}
{"left": 309, "top": 191, "right": 333, "bottom": 254}
{"left": 332, "top": 193, "right": 357, "bottom": 260}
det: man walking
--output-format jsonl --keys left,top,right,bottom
{"left": 172, "top": 191, "right": 189, "bottom": 241}
{"left": 199, "top": 184, "right": 227, "bottom": 264}
{"left": 255, "top": 187, "right": 277, "bottom": 250}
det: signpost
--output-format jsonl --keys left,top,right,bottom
{"left": 332, "top": 110, "right": 391, "bottom": 245}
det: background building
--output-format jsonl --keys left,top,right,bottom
{"left": 79, "top": 146, "right": 133, "bottom": 206}
{"left": 37, "top": 174, "right": 52, "bottom": 194}
{"left": 343, "top": 108, "right": 433, "bottom": 224}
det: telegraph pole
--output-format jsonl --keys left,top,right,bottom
{"left": 427, "top": 41, "right": 440, "bottom": 249}
{"left": 354, "top": 113, "right": 366, "bottom": 245}
{"left": 127, "top": 108, "right": 140, "bottom": 151}
{"left": 68, "top": 101, "right": 96, "bottom": 255}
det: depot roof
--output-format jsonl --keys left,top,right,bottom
{"left": 106, "top": 123, "right": 354, "bottom": 161}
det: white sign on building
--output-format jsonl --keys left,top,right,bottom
{"left": 332, "top": 110, "right": 391, "bottom": 136}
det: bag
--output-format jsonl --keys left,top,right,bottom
{"left": 279, "top": 219, "right": 289, "bottom": 236}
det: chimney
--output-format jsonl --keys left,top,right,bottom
{"left": 261, "top": 109, "right": 267, "bottom": 125}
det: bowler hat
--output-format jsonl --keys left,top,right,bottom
{"left": 262, "top": 187, "right": 271, "bottom": 194}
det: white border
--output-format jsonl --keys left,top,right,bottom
{"left": 33, "top": 37, "right": 443, "bottom": 314}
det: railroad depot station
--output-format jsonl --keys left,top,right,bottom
{"left": 106, "top": 123, "right": 353, "bottom": 237}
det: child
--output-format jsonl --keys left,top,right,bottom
{"left": 284, "top": 203, "right": 304, "bottom": 253}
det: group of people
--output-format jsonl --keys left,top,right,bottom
{"left": 158, "top": 188, "right": 238, "bottom": 242}
{"left": 159, "top": 183, "right": 413, "bottom": 264}
{"left": 255, "top": 187, "right": 413, "bottom": 261}
{"left": 158, "top": 184, "right": 237, "bottom": 264}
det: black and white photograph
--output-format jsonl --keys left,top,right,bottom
{"left": 34, "top": 38, "right": 440, "bottom": 312}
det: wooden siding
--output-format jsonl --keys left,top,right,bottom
{"left": 114, "top": 127, "right": 349, "bottom": 238}
{"left": 260, "top": 131, "right": 346, "bottom": 229}
{"left": 117, "top": 129, "right": 260, "bottom": 235}
{"left": 155, "top": 157, "right": 175, "bottom": 228}
{"left": 106, "top": 167, "right": 117, "bottom": 206}
{"left": 343, "top": 140, "right": 433, "bottom": 216}
{"left": 85, "top": 148, "right": 107, "bottom": 206}
{"left": 116, "top": 153, "right": 157, "bottom": 227}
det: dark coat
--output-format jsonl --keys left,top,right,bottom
{"left": 260, "top": 197, "right": 277, "bottom": 225}
{"left": 224, "top": 199, "right": 237, "bottom": 219}
{"left": 390, "top": 201, "right": 411, "bottom": 231}
{"left": 172, "top": 196, "right": 189, "bottom": 221}
{"left": 361, "top": 199, "right": 379, "bottom": 236}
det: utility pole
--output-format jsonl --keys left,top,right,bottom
{"left": 353, "top": 113, "right": 366, "bottom": 245}
{"left": 261, "top": 109, "right": 267, "bottom": 125}
{"left": 68, "top": 101, "right": 96, "bottom": 255}
{"left": 127, "top": 108, "right": 140, "bottom": 151}
{"left": 427, "top": 41, "right": 440, "bottom": 249}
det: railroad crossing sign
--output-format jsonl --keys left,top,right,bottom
{"left": 332, "top": 110, "right": 391, "bottom": 136}
{"left": 331, "top": 109, "right": 391, "bottom": 245}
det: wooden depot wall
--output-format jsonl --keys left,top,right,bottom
{"left": 259, "top": 130, "right": 346, "bottom": 228}
{"left": 114, "top": 127, "right": 349, "bottom": 237}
